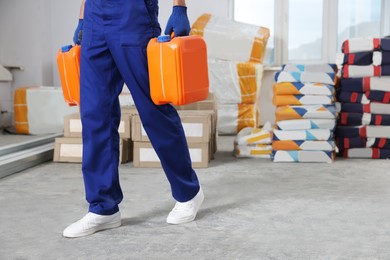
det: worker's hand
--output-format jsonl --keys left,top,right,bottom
{"left": 164, "top": 6, "right": 191, "bottom": 37}
{"left": 73, "top": 19, "right": 84, "bottom": 45}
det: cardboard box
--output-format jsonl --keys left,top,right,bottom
{"left": 64, "top": 113, "right": 132, "bottom": 139}
{"left": 133, "top": 141, "right": 210, "bottom": 168}
{"left": 132, "top": 113, "right": 212, "bottom": 143}
{"left": 53, "top": 137, "right": 132, "bottom": 164}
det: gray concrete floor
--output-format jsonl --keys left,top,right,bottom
{"left": 1, "top": 136, "right": 390, "bottom": 259}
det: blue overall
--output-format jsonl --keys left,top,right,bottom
{"left": 80, "top": 0, "right": 200, "bottom": 215}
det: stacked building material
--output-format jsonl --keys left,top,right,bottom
{"left": 336, "top": 37, "right": 390, "bottom": 159}
{"left": 233, "top": 122, "right": 273, "bottom": 159}
{"left": 272, "top": 64, "right": 338, "bottom": 163}
{"left": 191, "top": 14, "right": 269, "bottom": 135}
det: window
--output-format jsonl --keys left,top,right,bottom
{"left": 232, "top": 0, "right": 390, "bottom": 66}
{"left": 233, "top": 0, "right": 275, "bottom": 65}
{"left": 288, "top": 0, "right": 323, "bottom": 61}
{"left": 338, "top": 0, "right": 382, "bottom": 49}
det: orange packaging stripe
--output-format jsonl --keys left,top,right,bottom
{"left": 190, "top": 13, "right": 211, "bottom": 37}
{"left": 250, "top": 27, "right": 270, "bottom": 63}
{"left": 272, "top": 141, "right": 301, "bottom": 151}
{"left": 250, "top": 150, "right": 272, "bottom": 155}
{"left": 275, "top": 106, "right": 300, "bottom": 121}
{"left": 273, "top": 95, "right": 302, "bottom": 106}
{"left": 14, "top": 87, "right": 29, "bottom": 134}
{"left": 237, "top": 62, "right": 258, "bottom": 104}
{"left": 273, "top": 83, "right": 302, "bottom": 95}
{"left": 237, "top": 104, "right": 258, "bottom": 133}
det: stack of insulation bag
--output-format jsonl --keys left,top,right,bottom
{"left": 190, "top": 14, "right": 270, "bottom": 135}
{"left": 272, "top": 64, "right": 338, "bottom": 163}
{"left": 335, "top": 37, "right": 390, "bottom": 159}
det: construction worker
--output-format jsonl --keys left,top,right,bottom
{"left": 63, "top": 0, "right": 204, "bottom": 238}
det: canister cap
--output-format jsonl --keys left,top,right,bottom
{"left": 157, "top": 35, "right": 171, "bottom": 43}
{"left": 61, "top": 45, "right": 73, "bottom": 52}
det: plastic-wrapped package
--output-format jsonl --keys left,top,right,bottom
{"left": 274, "top": 71, "right": 337, "bottom": 85}
{"left": 273, "top": 82, "right": 334, "bottom": 96}
{"left": 337, "top": 91, "right": 390, "bottom": 104}
{"left": 340, "top": 76, "right": 390, "bottom": 92}
{"left": 342, "top": 64, "right": 390, "bottom": 78}
{"left": 234, "top": 122, "right": 272, "bottom": 145}
{"left": 14, "top": 86, "right": 78, "bottom": 134}
{"left": 275, "top": 105, "right": 337, "bottom": 121}
{"left": 217, "top": 103, "right": 258, "bottom": 135}
{"left": 234, "top": 144, "right": 272, "bottom": 158}
{"left": 209, "top": 59, "right": 264, "bottom": 104}
{"left": 340, "top": 102, "right": 390, "bottom": 115}
{"left": 336, "top": 137, "right": 390, "bottom": 149}
{"left": 282, "top": 64, "right": 336, "bottom": 73}
{"left": 276, "top": 119, "right": 335, "bottom": 130}
{"left": 273, "top": 129, "right": 333, "bottom": 141}
{"left": 191, "top": 14, "right": 270, "bottom": 63}
{"left": 342, "top": 38, "right": 390, "bottom": 53}
{"left": 273, "top": 95, "right": 334, "bottom": 106}
{"left": 272, "top": 140, "right": 335, "bottom": 151}
{"left": 272, "top": 150, "right": 334, "bottom": 163}
{"left": 338, "top": 112, "right": 390, "bottom": 126}
{"left": 335, "top": 125, "right": 390, "bottom": 138}
{"left": 342, "top": 148, "right": 390, "bottom": 159}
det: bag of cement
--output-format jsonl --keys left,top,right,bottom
{"left": 191, "top": 14, "right": 270, "bottom": 63}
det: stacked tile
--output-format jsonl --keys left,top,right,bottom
{"left": 191, "top": 14, "right": 270, "bottom": 135}
{"left": 272, "top": 64, "right": 338, "bottom": 163}
{"left": 336, "top": 37, "right": 390, "bottom": 159}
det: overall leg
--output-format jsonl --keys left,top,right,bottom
{"left": 105, "top": 0, "right": 200, "bottom": 202}
{"left": 63, "top": 0, "right": 124, "bottom": 237}
{"left": 80, "top": 0, "right": 125, "bottom": 215}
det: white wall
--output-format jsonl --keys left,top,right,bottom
{"left": 0, "top": 0, "right": 229, "bottom": 88}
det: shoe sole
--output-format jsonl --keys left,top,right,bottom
{"left": 63, "top": 220, "right": 122, "bottom": 238}
{"left": 167, "top": 192, "right": 205, "bottom": 225}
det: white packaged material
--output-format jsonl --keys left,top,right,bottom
{"left": 191, "top": 14, "right": 270, "bottom": 63}
{"left": 234, "top": 122, "right": 272, "bottom": 145}
{"left": 217, "top": 103, "right": 258, "bottom": 135}
{"left": 14, "top": 86, "right": 78, "bottom": 134}
{"left": 209, "top": 59, "right": 264, "bottom": 104}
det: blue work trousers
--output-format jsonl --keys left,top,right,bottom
{"left": 80, "top": 0, "right": 200, "bottom": 215}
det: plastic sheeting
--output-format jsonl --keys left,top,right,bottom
{"left": 217, "top": 103, "right": 258, "bottom": 135}
{"left": 14, "top": 86, "right": 78, "bottom": 134}
{"left": 191, "top": 14, "right": 270, "bottom": 63}
{"left": 208, "top": 59, "right": 264, "bottom": 104}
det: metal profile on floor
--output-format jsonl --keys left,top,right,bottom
{"left": 0, "top": 133, "right": 61, "bottom": 179}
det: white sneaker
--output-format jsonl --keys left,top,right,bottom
{"left": 166, "top": 187, "right": 204, "bottom": 225}
{"left": 63, "top": 212, "right": 121, "bottom": 238}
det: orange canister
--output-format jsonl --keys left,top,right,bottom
{"left": 56, "top": 45, "right": 81, "bottom": 106}
{"left": 147, "top": 35, "right": 209, "bottom": 106}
